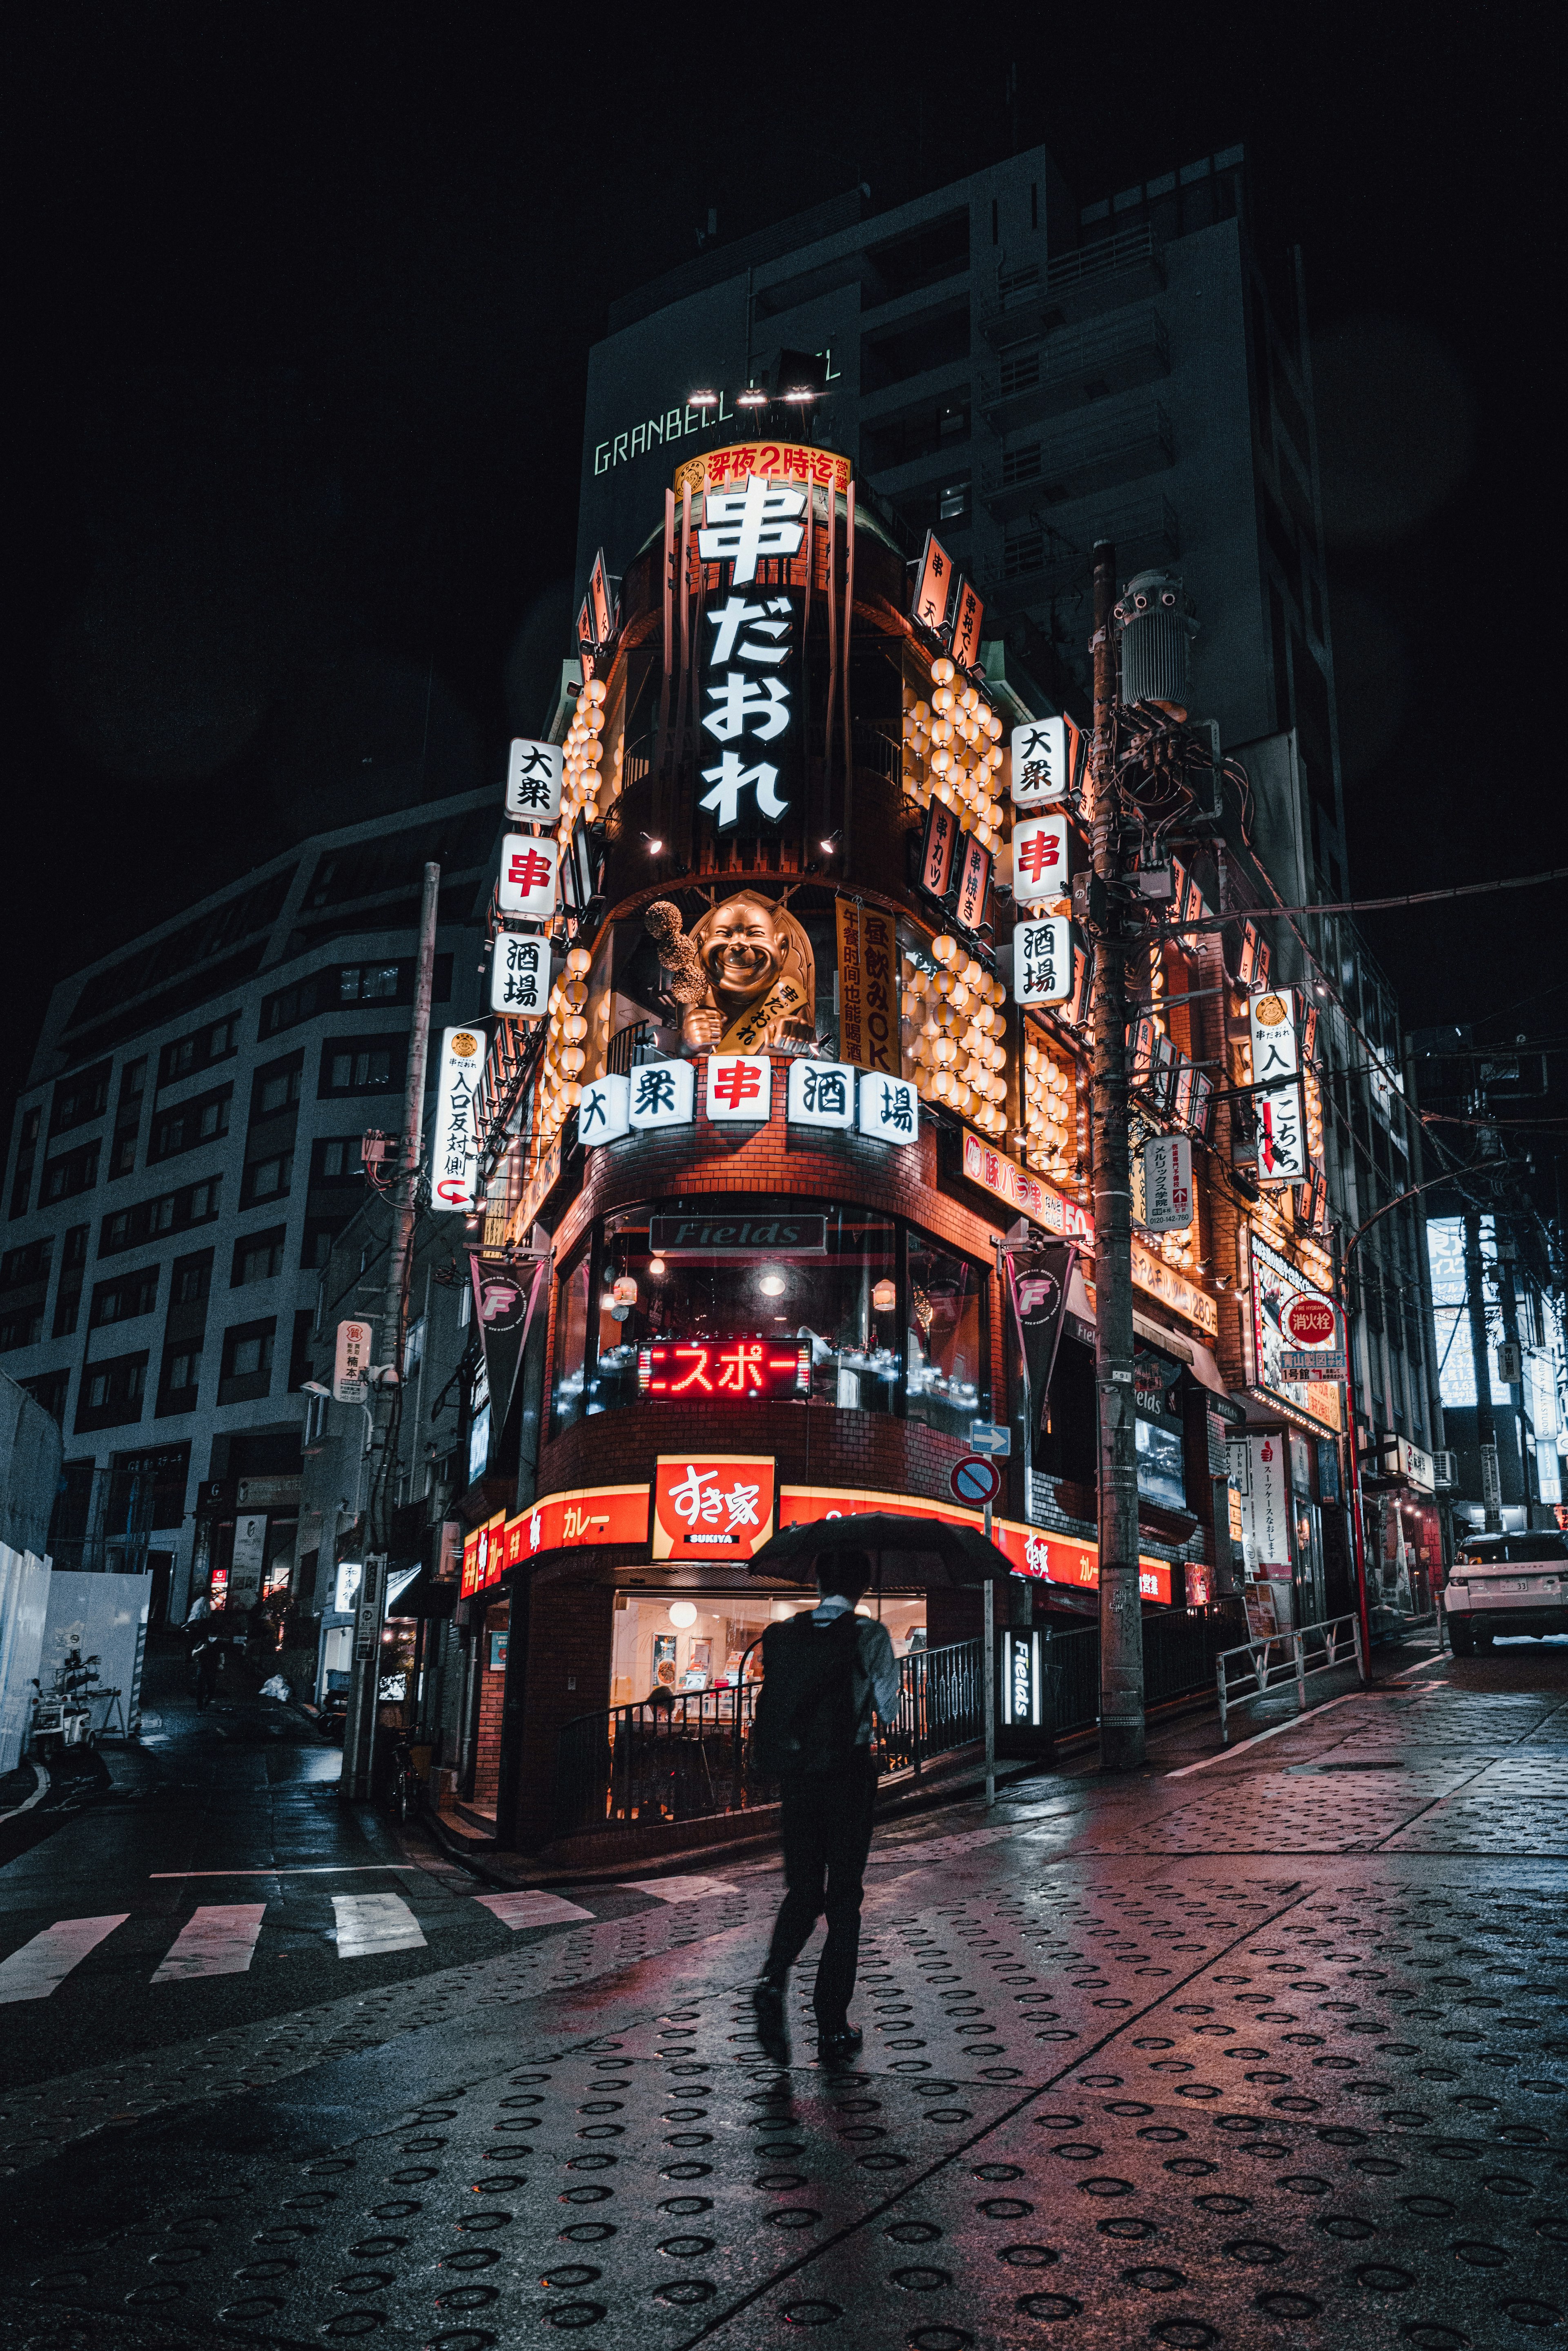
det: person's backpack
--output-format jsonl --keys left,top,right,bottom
{"left": 751, "top": 1611, "right": 860, "bottom": 1778}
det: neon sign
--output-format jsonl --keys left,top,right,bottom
{"left": 638, "top": 1339, "right": 811, "bottom": 1399}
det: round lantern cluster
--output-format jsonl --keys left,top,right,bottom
{"left": 1022, "top": 1035, "right": 1077, "bottom": 1178}
{"left": 903, "top": 932, "right": 1010, "bottom": 1137}
{"left": 531, "top": 945, "right": 592, "bottom": 1148}
{"left": 559, "top": 676, "right": 614, "bottom": 849}
{"left": 901, "top": 657, "right": 1007, "bottom": 851}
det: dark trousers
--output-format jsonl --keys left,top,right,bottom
{"left": 764, "top": 1749, "right": 877, "bottom": 2027}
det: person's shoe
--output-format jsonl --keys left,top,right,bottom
{"left": 752, "top": 1977, "right": 791, "bottom": 2064}
{"left": 817, "top": 2021, "right": 864, "bottom": 2066}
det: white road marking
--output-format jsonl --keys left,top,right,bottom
{"left": 619, "top": 1874, "right": 737, "bottom": 1903}
{"left": 0, "top": 1914, "right": 130, "bottom": 2003}
{"left": 151, "top": 1904, "right": 266, "bottom": 1983}
{"left": 332, "top": 1892, "right": 426, "bottom": 1957}
{"left": 477, "top": 1889, "right": 594, "bottom": 1929}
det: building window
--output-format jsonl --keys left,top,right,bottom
{"left": 173, "top": 1252, "right": 212, "bottom": 1306}
{"left": 219, "top": 1318, "right": 276, "bottom": 1404}
{"left": 161, "top": 1350, "right": 202, "bottom": 1401}
{"left": 149, "top": 1085, "right": 232, "bottom": 1164}
{"left": 0, "top": 1307, "right": 43, "bottom": 1351}
{"left": 100, "top": 1176, "right": 222, "bottom": 1258}
{"left": 232, "top": 1227, "right": 287, "bottom": 1285}
{"left": 76, "top": 1351, "right": 149, "bottom": 1430}
{"left": 43, "top": 1142, "right": 101, "bottom": 1202}
{"left": 252, "top": 1056, "right": 305, "bottom": 1119}
{"left": 50, "top": 1061, "right": 112, "bottom": 1137}
{"left": 0, "top": 1236, "right": 52, "bottom": 1290}
{"left": 21, "top": 1368, "right": 70, "bottom": 1425}
{"left": 340, "top": 962, "right": 402, "bottom": 1002}
{"left": 547, "top": 1199, "right": 980, "bottom": 1439}
{"left": 321, "top": 1038, "right": 403, "bottom": 1096}
{"left": 243, "top": 1154, "right": 292, "bottom": 1206}
{"left": 157, "top": 1017, "right": 239, "bottom": 1090}
{"left": 90, "top": 1267, "right": 160, "bottom": 1327}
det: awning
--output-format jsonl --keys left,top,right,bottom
{"left": 1065, "top": 1265, "right": 1230, "bottom": 1400}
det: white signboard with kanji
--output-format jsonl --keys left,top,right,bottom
{"left": 697, "top": 476, "right": 806, "bottom": 584}
{"left": 334, "top": 1319, "right": 372, "bottom": 1403}
{"left": 498, "top": 833, "right": 560, "bottom": 921}
{"left": 1247, "top": 987, "right": 1299, "bottom": 1085}
{"left": 504, "top": 737, "right": 563, "bottom": 822}
{"left": 1256, "top": 1083, "right": 1308, "bottom": 1184}
{"left": 490, "top": 933, "right": 546, "bottom": 1018}
{"left": 1013, "top": 915, "right": 1074, "bottom": 1006}
{"left": 706, "top": 1054, "right": 772, "bottom": 1123}
{"left": 577, "top": 1072, "right": 629, "bottom": 1148}
{"left": 627, "top": 1059, "right": 696, "bottom": 1131}
{"left": 1142, "top": 1134, "right": 1194, "bottom": 1231}
{"left": 430, "top": 1025, "right": 483, "bottom": 1210}
{"left": 858, "top": 1074, "right": 920, "bottom": 1145}
{"left": 1011, "top": 813, "right": 1069, "bottom": 905}
{"left": 787, "top": 1060, "right": 856, "bottom": 1130}
{"left": 1010, "top": 715, "right": 1074, "bottom": 807}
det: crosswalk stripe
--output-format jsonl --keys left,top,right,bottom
{"left": 151, "top": 1904, "right": 266, "bottom": 1984}
{"left": 477, "top": 1889, "right": 594, "bottom": 1929}
{"left": 0, "top": 1914, "right": 131, "bottom": 2003}
{"left": 332, "top": 1892, "right": 426, "bottom": 1958}
{"left": 619, "top": 1874, "right": 736, "bottom": 1903}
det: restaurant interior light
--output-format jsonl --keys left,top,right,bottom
{"left": 759, "top": 1271, "right": 786, "bottom": 1296}
{"left": 668, "top": 1601, "right": 698, "bottom": 1628}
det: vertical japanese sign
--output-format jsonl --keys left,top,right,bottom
{"left": 1013, "top": 915, "right": 1073, "bottom": 1006}
{"left": 1256, "top": 1085, "right": 1307, "bottom": 1183}
{"left": 911, "top": 530, "right": 956, "bottom": 641}
{"left": 505, "top": 738, "right": 563, "bottom": 822}
{"left": 1012, "top": 813, "right": 1069, "bottom": 904}
{"left": 954, "top": 836, "right": 991, "bottom": 935}
{"left": 695, "top": 588, "right": 801, "bottom": 829}
{"left": 587, "top": 550, "right": 615, "bottom": 650}
{"left": 1141, "top": 1134, "right": 1194, "bottom": 1230}
{"left": 652, "top": 1455, "right": 777, "bottom": 1560}
{"left": 490, "top": 934, "right": 546, "bottom": 1019}
{"left": 499, "top": 834, "right": 560, "bottom": 922}
{"left": 949, "top": 579, "right": 984, "bottom": 671}
{"left": 919, "top": 800, "right": 960, "bottom": 900}
{"left": 1010, "top": 715, "right": 1080, "bottom": 807}
{"left": 469, "top": 1255, "right": 549, "bottom": 1448}
{"left": 334, "top": 1318, "right": 372, "bottom": 1403}
{"left": 431, "top": 1026, "right": 483, "bottom": 1211}
{"left": 1247, "top": 987, "right": 1299, "bottom": 1085}
{"left": 835, "top": 900, "right": 900, "bottom": 1076}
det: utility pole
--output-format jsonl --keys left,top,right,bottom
{"left": 1463, "top": 1206, "right": 1501, "bottom": 1534}
{"left": 1087, "top": 539, "right": 1145, "bottom": 1771}
{"left": 343, "top": 861, "right": 442, "bottom": 1802}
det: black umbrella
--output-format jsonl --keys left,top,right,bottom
{"left": 746, "top": 1512, "right": 1013, "bottom": 1587}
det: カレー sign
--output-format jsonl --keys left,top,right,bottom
{"left": 835, "top": 899, "right": 900, "bottom": 1076}
{"left": 430, "top": 1027, "right": 483, "bottom": 1211}
{"left": 653, "top": 1455, "right": 777, "bottom": 1560}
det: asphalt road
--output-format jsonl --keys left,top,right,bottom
{"left": 0, "top": 1630, "right": 1564, "bottom": 2351}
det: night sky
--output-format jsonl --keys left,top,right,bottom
{"left": 9, "top": 5, "right": 1557, "bottom": 1132}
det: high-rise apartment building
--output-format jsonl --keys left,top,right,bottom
{"left": 0, "top": 796, "right": 492, "bottom": 1619}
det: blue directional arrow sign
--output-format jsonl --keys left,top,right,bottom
{"left": 968, "top": 1421, "right": 1012, "bottom": 1457}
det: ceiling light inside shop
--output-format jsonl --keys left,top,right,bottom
{"left": 668, "top": 1602, "right": 698, "bottom": 1628}
{"left": 759, "top": 1272, "right": 786, "bottom": 1296}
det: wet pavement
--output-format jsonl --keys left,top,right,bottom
{"left": 0, "top": 1633, "right": 1564, "bottom": 2350}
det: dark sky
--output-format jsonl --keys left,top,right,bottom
{"left": 9, "top": 3, "right": 1558, "bottom": 1129}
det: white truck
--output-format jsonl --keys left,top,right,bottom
{"left": 1443, "top": 1531, "right": 1568, "bottom": 1653}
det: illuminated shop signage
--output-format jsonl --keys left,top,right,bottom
{"left": 1011, "top": 715, "right": 1083, "bottom": 808}
{"left": 1014, "top": 915, "right": 1074, "bottom": 1007}
{"left": 653, "top": 1455, "right": 778, "bottom": 1560}
{"left": 698, "top": 585, "right": 802, "bottom": 830}
{"left": 1012, "top": 813, "right": 1069, "bottom": 905}
{"left": 912, "top": 530, "right": 956, "bottom": 640}
{"left": 505, "top": 738, "right": 563, "bottom": 822}
{"left": 706, "top": 1053, "right": 772, "bottom": 1122}
{"left": 835, "top": 901, "right": 899, "bottom": 1077}
{"left": 638, "top": 1340, "right": 811, "bottom": 1399}
{"left": 1248, "top": 1232, "right": 1340, "bottom": 1426}
{"left": 673, "top": 441, "right": 851, "bottom": 501}
{"left": 1127, "top": 1237, "right": 1220, "bottom": 1340}
{"left": 960, "top": 1129, "right": 1095, "bottom": 1244}
{"left": 788, "top": 1060, "right": 855, "bottom": 1129}
{"left": 649, "top": 1213, "right": 827, "bottom": 1255}
{"left": 577, "top": 1059, "right": 920, "bottom": 1152}
{"left": 950, "top": 579, "right": 985, "bottom": 672}
{"left": 490, "top": 934, "right": 546, "bottom": 1019}
{"left": 499, "top": 833, "right": 560, "bottom": 922}
{"left": 430, "top": 1026, "right": 483, "bottom": 1212}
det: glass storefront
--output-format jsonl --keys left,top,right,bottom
{"left": 610, "top": 1586, "right": 930, "bottom": 1708}
{"left": 550, "top": 1195, "right": 988, "bottom": 1441}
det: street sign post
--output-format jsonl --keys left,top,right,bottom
{"left": 951, "top": 1454, "right": 1002, "bottom": 1508}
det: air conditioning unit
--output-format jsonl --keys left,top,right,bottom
{"left": 1432, "top": 1451, "right": 1457, "bottom": 1491}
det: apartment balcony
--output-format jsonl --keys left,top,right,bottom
{"left": 976, "top": 226, "right": 1167, "bottom": 348}
{"left": 988, "top": 492, "right": 1181, "bottom": 607}
{"left": 978, "top": 304, "right": 1169, "bottom": 436}
{"left": 980, "top": 400, "right": 1173, "bottom": 521}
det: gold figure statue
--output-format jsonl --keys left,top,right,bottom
{"left": 645, "top": 892, "right": 815, "bottom": 1055}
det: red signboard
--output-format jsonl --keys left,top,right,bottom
{"left": 779, "top": 1482, "right": 1172, "bottom": 1607}
{"left": 950, "top": 578, "right": 984, "bottom": 671}
{"left": 459, "top": 1511, "right": 508, "bottom": 1598}
{"left": 652, "top": 1455, "right": 777, "bottom": 1561}
{"left": 638, "top": 1340, "right": 810, "bottom": 1399}
{"left": 517, "top": 1484, "right": 650, "bottom": 1563}
{"left": 954, "top": 835, "right": 991, "bottom": 934}
{"left": 1285, "top": 1297, "right": 1337, "bottom": 1346}
{"left": 911, "top": 530, "right": 956, "bottom": 640}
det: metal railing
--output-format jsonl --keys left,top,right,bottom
{"left": 552, "top": 1638, "right": 988, "bottom": 1840}
{"left": 1215, "top": 1610, "right": 1364, "bottom": 1745}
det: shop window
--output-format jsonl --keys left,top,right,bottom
{"left": 906, "top": 1235, "right": 985, "bottom": 1440}
{"left": 550, "top": 1255, "right": 593, "bottom": 1435}
{"left": 610, "top": 1588, "right": 930, "bottom": 1709}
